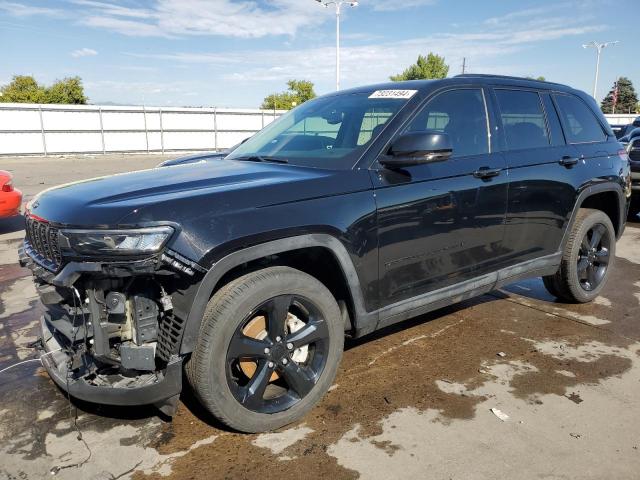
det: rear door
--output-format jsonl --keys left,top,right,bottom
{"left": 372, "top": 87, "right": 509, "bottom": 308}
{"left": 491, "top": 88, "right": 578, "bottom": 263}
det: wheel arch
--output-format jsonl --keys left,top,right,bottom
{"left": 562, "top": 182, "right": 626, "bottom": 250}
{"left": 179, "top": 234, "right": 373, "bottom": 354}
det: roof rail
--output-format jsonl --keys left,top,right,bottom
{"left": 454, "top": 73, "right": 564, "bottom": 86}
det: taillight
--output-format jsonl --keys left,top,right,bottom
{"left": 618, "top": 149, "right": 630, "bottom": 162}
{"left": 1, "top": 180, "right": 13, "bottom": 192}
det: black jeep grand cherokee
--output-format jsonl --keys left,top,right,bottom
{"left": 20, "top": 75, "right": 631, "bottom": 433}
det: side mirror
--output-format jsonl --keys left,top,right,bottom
{"left": 381, "top": 131, "right": 453, "bottom": 168}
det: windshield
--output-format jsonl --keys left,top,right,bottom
{"left": 227, "top": 91, "right": 414, "bottom": 169}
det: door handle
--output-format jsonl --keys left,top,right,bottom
{"left": 559, "top": 155, "right": 579, "bottom": 167}
{"left": 473, "top": 167, "right": 501, "bottom": 179}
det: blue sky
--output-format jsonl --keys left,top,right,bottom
{"left": 1, "top": 0, "right": 638, "bottom": 108}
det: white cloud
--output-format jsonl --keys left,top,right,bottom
{"left": 2, "top": 0, "right": 332, "bottom": 38}
{"left": 71, "top": 47, "right": 98, "bottom": 58}
{"left": 70, "top": 0, "right": 156, "bottom": 19}
{"left": 82, "top": 15, "right": 170, "bottom": 37}
{"left": 368, "top": 0, "right": 438, "bottom": 11}
{"left": 69, "top": 0, "right": 332, "bottom": 38}
{"left": 124, "top": 14, "right": 605, "bottom": 87}
{"left": 484, "top": 3, "right": 570, "bottom": 26}
{"left": 0, "top": 1, "right": 64, "bottom": 17}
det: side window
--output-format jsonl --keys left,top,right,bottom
{"left": 495, "top": 89, "right": 549, "bottom": 149}
{"left": 357, "top": 107, "right": 396, "bottom": 145}
{"left": 553, "top": 94, "right": 606, "bottom": 144}
{"left": 406, "top": 89, "right": 489, "bottom": 157}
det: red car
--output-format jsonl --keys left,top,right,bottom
{"left": 0, "top": 170, "right": 22, "bottom": 218}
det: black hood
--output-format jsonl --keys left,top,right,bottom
{"left": 27, "top": 159, "right": 367, "bottom": 227}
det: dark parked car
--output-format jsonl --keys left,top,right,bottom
{"left": 620, "top": 127, "right": 640, "bottom": 145}
{"left": 625, "top": 132, "right": 640, "bottom": 194}
{"left": 612, "top": 116, "right": 640, "bottom": 139}
{"left": 20, "top": 75, "right": 631, "bottom": 433}
{"left": 617, "top": 127, "right": 640, "bottom": 198}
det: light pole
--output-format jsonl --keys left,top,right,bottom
{"left": 582, "top": 40, "right": 619, "bottom": 99}
{"left": 315, "top": 0, "right": 358, "bottom": 91}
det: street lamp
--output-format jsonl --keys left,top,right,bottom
{"left": 315, "top": 0, "right": 359, "bottom": 91}
{"left": 582, "top": 40, "right": 619, "bottom": 99}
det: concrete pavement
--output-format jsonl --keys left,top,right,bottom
{"left": 0, "top": 155, "right": 639, "bottom": 479}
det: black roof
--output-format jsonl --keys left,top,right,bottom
{"left": 455, "top": 73, "right": 567, "bottom": 88}
{"left": 332, "top": 74, "right": 576, "bottom": 97}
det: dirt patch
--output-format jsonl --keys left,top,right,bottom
{"left": 134, "top": 291, "right": 635, "bottom": 479}
{"left": 500, "top": 256, "right": 640, "bottom": 340}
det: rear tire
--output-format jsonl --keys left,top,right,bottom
{"left": 542, "top": 208, "right": 615, "bottom": 303}
{"left": 542, "top": 275, "right": 561, "bottom": 298}
{"left": 185, "top": 266, "right": 343, "bottom": 433}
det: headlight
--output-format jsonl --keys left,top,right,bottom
{"left": 60, "top": 226, "right": 174, "bottom": 256}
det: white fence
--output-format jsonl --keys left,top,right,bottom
{"left": 0, "top": 103, "right": 285, "bottom": 156}
{"left": 0, "top": 104, "right": 634, "bottom": 157}
{"left": 604, "top": 114, "right": 637, "bottom": 125}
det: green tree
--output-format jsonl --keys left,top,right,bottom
{"left": 601, "top": 77, "right": 638, "bottom": 114}
{"left": 262, "top": 80, "right": 316, "bottom": 110}
{"left": 0, "top": 75, "right": 46, "bottom": 103}
{"left": 0, "top": 75, "right": 88, "bottom": 104}
{"left": 526, "top": 76, "right": 546, "bottom": 81}
{"left": 45, "top": 77, "right": 87, "bottom": 104}
{"left": 390, "top": 53, "right": 449, "bottom": 81}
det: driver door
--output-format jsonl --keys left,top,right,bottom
{"left": 371, "top": 87, "right": 509, "bottom": 314}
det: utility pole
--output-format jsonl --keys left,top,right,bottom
{"left": 315, "top": 1, "right": 359, "bottom": 91}
{"left": 462, "top": 57, "right": 466, "bottom": 74}
{"left": 582, "top": 40, "right": 619, "bottom": 99}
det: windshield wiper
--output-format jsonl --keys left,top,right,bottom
{"left": 232, "top": 155, "right": 289, "bottom": 164}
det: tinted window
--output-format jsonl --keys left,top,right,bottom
{"left": 227, "top": 92, "right": 410, "bottom": 169}
{"left": 495, "top": 90, "right": 549, "bottom": 149}
{"left": 358, "top": 106, "right": 396, "bottom": 145}
{"left": 553, "top": 94, "right": 606, "bottom": 143}
{"left": 407, "top": 89, "right": 488, "bottom": 157}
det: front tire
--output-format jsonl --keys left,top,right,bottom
{"left": 185, "top": 266, "right": 344, "bottom": 433}
{"left": 543, "top": 208, "right": 615, "bottom": 303}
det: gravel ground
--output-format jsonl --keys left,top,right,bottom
{"left": 0, "top": 155, "right": 639, "bottom": 480}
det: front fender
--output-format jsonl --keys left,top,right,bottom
{"left": 179, "top": 233, "right": 375, "bottom": 354}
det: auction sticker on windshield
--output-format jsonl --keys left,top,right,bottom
{"left": 369, "top": 90, "right": 418, "bottom": 99}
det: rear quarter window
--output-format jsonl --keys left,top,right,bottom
{"left": 553, "top": 94, "right": 606, "bottom": 144}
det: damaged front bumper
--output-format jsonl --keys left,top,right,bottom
{"left": 19, "top": 239, "right": 204, "bottom": 415}
{"left": 38, "top": 314, "right": 183, "bottom": 413}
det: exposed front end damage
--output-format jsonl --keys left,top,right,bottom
{"left": 19, "top": 215, "right": 205, "bottom": 416}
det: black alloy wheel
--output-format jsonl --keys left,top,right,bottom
{"left": 542, "top": 208, "right": 615, "bottom": 303}
{"left": 186, "top": 266, "right": 343, "bottom": 432}
{"left": 226, "top": 294, "right": 330, "bottom": 414}
{"left": 577, "top": 223, "right": 611, "bottom": 292}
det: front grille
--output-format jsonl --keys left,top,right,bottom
{"left": 630, "top": 149, "right": 640, "bottom": 162}
{"left": 157, "top": 314, "right": 185, "bottom": 361}
{"left": 25, "top": 216, "right": 62, "bottom": 271}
